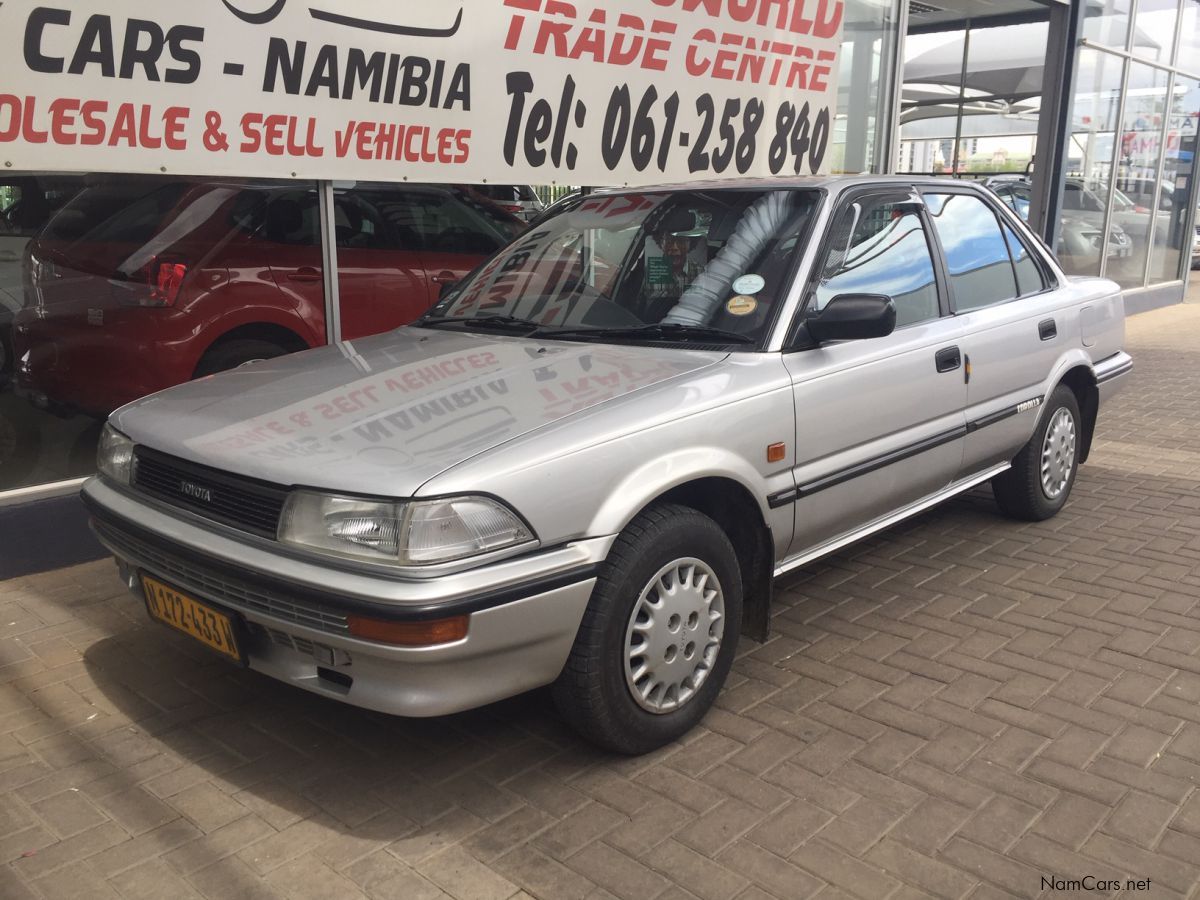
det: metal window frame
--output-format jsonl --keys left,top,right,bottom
{"left": 318, "top": 180, "right": 342, "bottom": 345}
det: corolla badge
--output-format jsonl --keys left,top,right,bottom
{"left": 221, "top": 0, "right": 464, "bottom": 36}
{"left": 179, "top": 480, "right": 214, "bottom": 503}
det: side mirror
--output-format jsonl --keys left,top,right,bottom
{"left": 807, "top": 294, "right": 896, "bottom": 343}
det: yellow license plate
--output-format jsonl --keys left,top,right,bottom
{"left": 142, "top": 575, "right": 243, "bottom": 663}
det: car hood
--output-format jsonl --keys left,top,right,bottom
{"left": 111, "top": 327, "right": 723, "bottom": 496}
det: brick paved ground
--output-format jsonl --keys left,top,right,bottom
{"left": 3, "top": 304, "right": 1200, "bottom": 900}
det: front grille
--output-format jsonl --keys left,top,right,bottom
{"left": 94, "top": 518, "right": 349, "bottom": 635}
{"left": 251, "top": 623, "right": 317, "bottom": 655}
{"left": 133, "top": 447, "right": 288, "bottom": 538}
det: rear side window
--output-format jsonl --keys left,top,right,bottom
{"left": 813, "top": 195, "right": 941, "bottom": 328}
{"left": 232, "top": 189, "right": 320, "bottom": 247}
{"left": 924, "top": 193, "right": 1017, "bottom": 312}
{"left": 1001, "top": 222, "right": 1047, "bottom": 296}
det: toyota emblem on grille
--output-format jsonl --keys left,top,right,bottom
{"left": 179, "top": 480, "right": 213, "bottom": 503}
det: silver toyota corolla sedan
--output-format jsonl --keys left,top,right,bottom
{"left": 82, "top": 176, "right": 1132, "bottom": 753}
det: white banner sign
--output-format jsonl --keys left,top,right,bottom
{"left": 0, "top": 0, "right": 843, "bottom": 185}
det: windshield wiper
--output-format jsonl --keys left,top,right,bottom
{"left": 417, "top": 313, "right": 544, "bottom": 333}
{"left": 539, "top": 322, "right": 756, "bottom": 345}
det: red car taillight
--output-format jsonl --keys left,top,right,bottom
{"left": 151, "top": 261, "right": 188, "bottom": 306}
{"left": 499, "top": 203, "right": 524, "bottom": 214}
{"left": 123, "top": 259, "right": 189, "bottom": 307}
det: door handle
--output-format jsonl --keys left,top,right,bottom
{"left": 1039, "top": 318, "right": 1057, "bottom": 341}
{"left": 935, "top": 346, "right": 961, "bottom": 373}
{"left": 288, "top": 267, "right": 323, "bottom": 283}
{"left": 430, "top": 270, "right": 459, "bottom": 285}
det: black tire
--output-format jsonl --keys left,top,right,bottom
{"left": 992, "top": 384, "right": 1082, "bottom": 521}
{"left": 194, "top": 338, "right": 290, "bottom": 378}
{"left": 552, "top": 504, "right": 742, "bottom": 755}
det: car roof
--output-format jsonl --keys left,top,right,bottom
{"left": 585, "top": 174, "right": 994, "bottom": 196}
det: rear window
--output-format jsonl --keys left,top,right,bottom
{"left": 42, "top": 182, "right": 188, "bottom": 244}
{"left": 474, "top": 184, "right": 538, "bottom": 203}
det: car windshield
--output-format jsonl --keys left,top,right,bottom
{"left": 423, "top": 189, "right": 819, "bottom": 347}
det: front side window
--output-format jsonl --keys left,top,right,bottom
{"left": 811, "top": 195, "right": 940, "bottom": 328}
{"left": 925, "top": 192, "right": 1018, "bottom": 312}
{"left": 426, "top": 189, "right": 819, "bottom": 346}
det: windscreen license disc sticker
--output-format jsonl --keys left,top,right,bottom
{"left": 732, "top": 274, "right": 765, "bottom": 295}
{"left": 726, "top": 295, "right": 758, "bottom": 316}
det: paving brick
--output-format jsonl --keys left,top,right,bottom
{"left": 957, "top": 796, "right": 1041, "bottom": 852}
{"left": 714, "top": 839, "right": 823, "bottom": 899}
{"left": 892, "top": 796, "right": 974, "bottom": 855}
{"left": 109, "top": 858, "right": 206, "bottom": 900}
{"left": 416, "top": 845, "right": 518, "bottom": 900}
{"left": 746, "top": 799, "right": 831, "bottom": 856}
{"left": 12, "top": 820, "right": 128, "bottom": 879}
{"left": 1081, "top": 832, "right": 1200, "bottom": 895}
{"left": 1030, "top": 794, "right": 1109, "bottom": 851}
{"left": 32, "top": 860, "right": 123, "bottom": 900}
{"left": 815, "top": 798, "right": 904, "bottom": 856}
{"left": 187, "top": 857, "right": 290, "bottom": 900}
{"left": 675, "top": 799, "right": 768, "bottom": 857}
{"left": 1022, "top": 759, "right": 1126, "bottom": 806}
{"left": 645, "top": 839, "right": 750, "bottom": 900}
{"left": 567, "top": 842, "right": 671, "bottom": 900}
{"left": 492, "top": 845, "right": 594, "bottom": 900}
{"left": 864, "top": 838, "right": 975, "bottom": 899}
{"left": 531, "top": 802, "right": 622, "bottom": 862}
{"left": 29, "top": 789, "right": 107, "bottom": 839}
{"left": 938, "top": 837, "right": 1042, "bottom": 897}
{"left": 1100, "top": 791, "right": 1178, "bottom": 849}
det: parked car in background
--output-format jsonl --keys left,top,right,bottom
{"left": 471, "top": 184, "right": 545, "bottom": 221}
{"left": 14, "top": 178, "right": 522, "bottom": 417}
{"left": 0, "top": 174, "right": 86, "bottom": 386}
{"left": 1192, "top": 215, "right": 1200, "bottom": 268}
{"left": 83, "top": 177, "right": 1130, "bottom": 753}
{"left": 985, "top": 175, "right": 1134, "bottom": 272}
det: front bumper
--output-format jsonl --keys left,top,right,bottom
{"left": 83, "top": 478, "right": 606, "bottom": 717}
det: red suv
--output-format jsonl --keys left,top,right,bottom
{"left": 14, "top": 177, "right": 521, "bottom": 416}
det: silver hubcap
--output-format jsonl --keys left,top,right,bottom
{"left": 1040, "top": 407, "right": 1076, "bottom": 499}
{"left": 624, "top": 558, "right": 725, "bottom": 715}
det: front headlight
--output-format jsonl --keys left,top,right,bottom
{"left": 97, "top": 424, "right": 135, "bottom": 485}
{"left": 277, "top": 492, "right": 535, "bottom": 566}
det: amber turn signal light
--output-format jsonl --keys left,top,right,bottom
{"left": 346, "top": 613, "right": 469, "bottom": 647}
{"left": 767, "top": 442, "right": 787, "bottom": 463}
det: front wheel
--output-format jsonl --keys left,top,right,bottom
{"left": 553, "top": 504, "right": 742, "bottom": 755}
{"left": 992, "top": 384, "right": 1081, "bottom": 521}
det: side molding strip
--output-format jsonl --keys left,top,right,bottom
{"left": 769, "top": 396, "right": 1043, "bottom": 509}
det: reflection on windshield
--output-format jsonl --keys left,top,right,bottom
{"left": 426, "top": 189, "right": 818, "bottom": 344}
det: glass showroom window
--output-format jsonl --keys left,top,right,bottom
{"left": 1109, "top": 63, "right": 1171, "bottom": 288}
{"left": 1062, "top": 49, "right": 1126, "bottom": 277}
{"left": 830, "top": 0, "right": 901, "bottom": 173}
{"left": 1179, "top": 0, "right": 1200, "bottom": 64}
{"left": 1148, "top": 76, "right": 1200, "bottom": 284}
{"left": 1130, "top": 0, "right": 1181, "bottom": 65}
{"left": 1081, "top": 0, "right": 1132, "bottom": 49}
{"left": 2, "top": 174, "right": 323, "bottom": 493}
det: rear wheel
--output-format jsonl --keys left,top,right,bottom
{"left": 553, "top": 504, "right": 742, "bottom": 754}
{"left": 194, "top": 338, "right": 290, "bottom": 378}
{"left": 992, "top": 384, "right": 1081, "bottom": 521}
